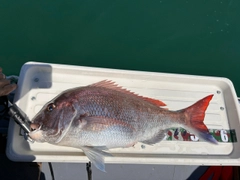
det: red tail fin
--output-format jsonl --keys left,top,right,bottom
{"left": 184, "top": 95, "right": 217, "bottom": 144}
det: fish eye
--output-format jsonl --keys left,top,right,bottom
{"left": 47, "top": 103, "right": 56, "bottom": 112}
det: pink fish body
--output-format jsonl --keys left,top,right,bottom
{"left": 29, "top": 80, "right": 217, "bottom": 171}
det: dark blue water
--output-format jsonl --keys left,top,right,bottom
{"left": 1, "top": 0, "right": 240, "bottom": 94}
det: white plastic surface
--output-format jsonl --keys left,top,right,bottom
{"left": 6, "top": 62, "right": 240, "bottom": 165}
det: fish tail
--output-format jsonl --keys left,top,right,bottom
{"left": 183, "top": 95, "right": 218, "bottom": 144}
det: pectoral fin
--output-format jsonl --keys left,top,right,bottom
{"left": 81, "top": 146, "right": 112, "bottom": 172}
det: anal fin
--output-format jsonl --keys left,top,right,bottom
{"left": 141, "top": 130, "right": 166, "bottom": 145}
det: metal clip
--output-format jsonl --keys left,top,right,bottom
{"left": 23, "top": 132, "right": 35, "bottom": 143}
{"left": 8, "top": 102, "right": 35, "bottom": 143}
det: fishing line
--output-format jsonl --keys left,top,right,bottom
{"left": 86, "top": 162, "right": 92, "bottom": 180}
{"left": 48, "top": 162, "right": 55, "bottom": 180}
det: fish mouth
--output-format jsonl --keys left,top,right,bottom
{"left": 29, "top": 123, "right": 45, "bottom": 142}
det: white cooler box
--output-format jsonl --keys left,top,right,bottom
{"left": 6, "top": 62, "right": 240, "bottom": 166}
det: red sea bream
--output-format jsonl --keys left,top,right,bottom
{"left": 29, "top": 80, "right": 217, "bottom": 171}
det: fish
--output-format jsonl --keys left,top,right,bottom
{"left": 29, "top": 80, "right": 217, "bottom": 171}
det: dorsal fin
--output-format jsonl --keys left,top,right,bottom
{"left": 142, "top": 97, "right": 166, "bottom": 106}
{"left": 89, "top": 80, "right": 166, "bottom": 107}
